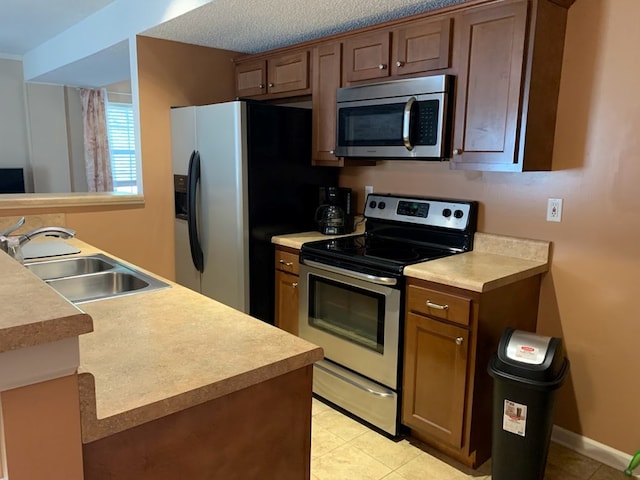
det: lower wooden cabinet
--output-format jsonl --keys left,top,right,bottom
{"left": 402, "top": 275, "right": 543, "bottom": 468}
{"left": 274, "top": 246, "right": 300, "bottom": 335}
{"left": 403, "top": 312, "right": 469, "bottom": 448}
{"left": 275, "top": 270, "right": 299, "bottom": 335}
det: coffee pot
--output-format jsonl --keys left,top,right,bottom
{"left": 316, "top": 186, "right": 350, "bottom": 235}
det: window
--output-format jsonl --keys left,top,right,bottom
{"left": 106, "top": 102, "right": 138, "bottom": 194}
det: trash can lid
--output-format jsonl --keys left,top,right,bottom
{"left": 488, "top": 328, "right": 567, "bottom": 384}
{"left": 505, "top": 330, "right": 552, "bottom": 365}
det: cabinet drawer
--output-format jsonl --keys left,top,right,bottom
{"left": 407, "top": 284, "right": 471, "bottom": 326}
{"left": 275, "top": 249, "right": 299, "bottom": 275}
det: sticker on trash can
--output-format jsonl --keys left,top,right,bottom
{"left": 503, "top": 400, "right": 527, "bottom": 437}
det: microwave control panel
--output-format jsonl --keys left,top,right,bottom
{"left": 365, "top": 194, "right": 476, "bottom": 231}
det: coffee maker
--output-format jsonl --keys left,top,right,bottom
{"left": 316, "top": 186, "right": 354, "bottom": 235}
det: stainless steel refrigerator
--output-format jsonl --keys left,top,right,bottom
{"left": 171, "top": 101, "right": 336, "bottom": 323}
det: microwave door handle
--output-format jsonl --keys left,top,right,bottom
{"left": 402, "top": 96, "right": 416, "bottom": 151}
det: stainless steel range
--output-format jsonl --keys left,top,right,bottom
{"left": 298, "top": 193, "right": 478, "bottom": 435}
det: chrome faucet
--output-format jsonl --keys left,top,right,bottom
{"left": 0, "top": 217, "right": 75, "bottom": 263}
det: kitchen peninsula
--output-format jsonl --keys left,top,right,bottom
{"left": 0, "top": 238, "right": 322, "bottom": 480}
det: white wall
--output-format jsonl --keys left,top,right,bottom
{"left": 25, "top": 84, "right": 72, "bottom": 193}
{"left": 0, "top": 58, "right": 82, "bottom": 193}
{"left": 0, "top": 58, "right": 31, "bottom": 190}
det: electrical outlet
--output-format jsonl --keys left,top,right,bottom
{"left": 365, "top": 185, "right": 374, "bottom": 198}
{"left": 547, "top": 198, "right": 563, "bottom": 222}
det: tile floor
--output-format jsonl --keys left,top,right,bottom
{"left": 310, "top": 399, "right": 629, "bottom": 480}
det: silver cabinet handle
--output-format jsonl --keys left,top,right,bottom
{"left": 279, "top": 259, "right": 294, "bottom": 266}
{"left": 268, "top": 82, "right": 274, "bottom": 88}
{"left": 258, "top": 83, "right": 265, "bottom": 89}
{"left": 453, "top": 148, "right": 463, "bottom": 155}
{"left": 378, "top": 63, "right": 387, "bottom": 70}
{"left": 456, "top": 337, "right": 464, "bottom": 345}
{"left": 396, "top": 61, "right": 404, "bottom": 67}
{"left": 402, "top": 96, "right": 416, "bottom": 151}
{"left": 291, "top": 282, "right": 298, "bottom": 288}
{"left": 329, "top": 150, "right": 335, "bottom": 155}
{"left": 426, "top": 300, "right": 448, "bottom": 310}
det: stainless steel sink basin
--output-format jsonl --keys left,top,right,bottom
{"left": 26, "top": 256, "right": 114, "bottom": 280}
{"left": 25, "top": 254, "right": 170, "bottom": 303}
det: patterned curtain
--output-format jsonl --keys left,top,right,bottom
{"left": 79, "top": 88, "right": 113, "bottom": 192}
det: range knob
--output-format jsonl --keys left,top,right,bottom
{"left": 442, "top": 208, "right": 452, "bottom": 218}
{"left": 378, "top": 201, "right": 386, "bottom": 209}
{"left": 369, "top": 200, "right": 377, "bottom": 209}
{"left": 454, "top": 209, "right": 464, "bottom": 219}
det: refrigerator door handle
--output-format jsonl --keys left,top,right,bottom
{"left": 187, "top": 150, "right": 204, "bottom": 273}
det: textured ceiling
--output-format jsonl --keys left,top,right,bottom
{"left": 0, "top": 0, "right": 467, "bottom": 85}
{"left": 144, "top": 0, "right": 466, "bottom": 54}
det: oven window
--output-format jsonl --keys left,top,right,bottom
{"left": 308, "top": 274, "right": 385, "bottom": 354}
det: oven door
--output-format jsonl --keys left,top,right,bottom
{"left": 298, "top": 261, "right": 401, "bottom": 389}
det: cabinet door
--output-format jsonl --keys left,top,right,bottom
{"left": 312, "top": 42, "right": 344, "bottom": 166}
{"left": 402, "top": 312, "right": 469, "bottom": 448}
{"left": 343, "top": 31, "right": 391, "bottom": 84}
{"left": 235, "top": 59, "right": 267, "bottom": 97}
{"left": 275, "top": 270, "right": 299, "bottom": 335}
{"left": 392, "top": 17, "right": 452, "bottom": 77}
{"left": 267, "top": 51, "right": 310, "bottom": 95}
{"left": 450, "top": 1, "right": 528, "bottom": 170}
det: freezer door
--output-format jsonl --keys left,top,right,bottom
{"left": 171, "top": 107, "right": 197, "bottom": 175}
{"left": 171, "top": 106, "right": 202, "bottom": 292}
{"left": 195, "top": 102, "right": 250, "bottom": 313}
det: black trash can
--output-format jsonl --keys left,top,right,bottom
{"left": 488, "top": 328, "right": 569, "bottom": 480}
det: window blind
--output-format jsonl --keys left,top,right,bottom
{"left": 106, "top": 102, "right": 138, "bottom": 194}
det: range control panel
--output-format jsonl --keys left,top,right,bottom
{"left": 364, "top": 193, "right": 476, "bottom": 231}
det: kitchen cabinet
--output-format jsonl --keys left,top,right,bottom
{"left": 391, "top": 16, "right": 452, "bottom": 77}
{"left": 343, "top": 31, "right": 391, "bottom": 84}
{"left": 403, "top": 285, "right": 471, "bottom": 448}
{"left": 343, "top": 16, "right": 453, "bottom": 85}
{"left": 274, "top": 246, "right": 300, "bottom": 335}
{"left": 401, "top": 275, "right": 543, "bottom": 468}
{"left": 235, "top": 59, "right": 267, "bottom": 98}
{"left": 450, "top": 0, "right": 569, "bottom": 171}
{"left": 234, "top": 0, "right": 570, "bottom": 171}
{"left": 312, "top": 42, "right": 343, "bottom": 166}
{"left": 235, "top": 50, "right": 310, "bottom": 99}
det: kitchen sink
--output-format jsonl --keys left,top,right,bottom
{"left": 25, "top": 256, "right": 114, "bottom": 280}
{"left": 25, "top": 254, "right": 170, "bottom": 303}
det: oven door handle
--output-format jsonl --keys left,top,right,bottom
{"left": 302, "top": 259, "right": 398, "bottom": 286}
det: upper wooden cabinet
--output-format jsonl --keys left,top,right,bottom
{"left": 343, "top": 17, "right": 453, "bottom": 85}
{"left": 235, "top": 59, "right": 267, "bottom": 98}
{"left": 234, "top": 0, "right": 570, "bottom": 171}
{"left": 312, "top": 42, "right": 344, "bottom": 166}
{"left": 235, "top": 50, "right": 310, "bottom": 98}
{"left": 450, "top": 0, "right": 568, "bottom": 171}
{"left": 343, "top": 31, "right": 391, "bottom": 84}
{"left": 391, "top": 16, "right": 452, "bottom": 76}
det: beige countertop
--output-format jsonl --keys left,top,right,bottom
{"left": 272, "top": 222, "right": 365, "bottom": 250}
{"left": 272, "top": 230, "right": 550, "bottom": 293}
{"left": 3, "top": 239, "right": 323, "bottom": 444}
{"left": 0, "top": 250, "right": 92, "bottom": 354}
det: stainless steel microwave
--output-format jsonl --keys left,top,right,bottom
{"left": 334, "top": 75, "right": 454, "bottom": 160}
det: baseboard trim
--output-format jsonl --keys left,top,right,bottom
{"left": 552, "top": 425, "right": 639, "bottom": 478}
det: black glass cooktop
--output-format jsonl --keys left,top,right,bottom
{"left": 300, "top": 233, "right": 455, "bottom": 277}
